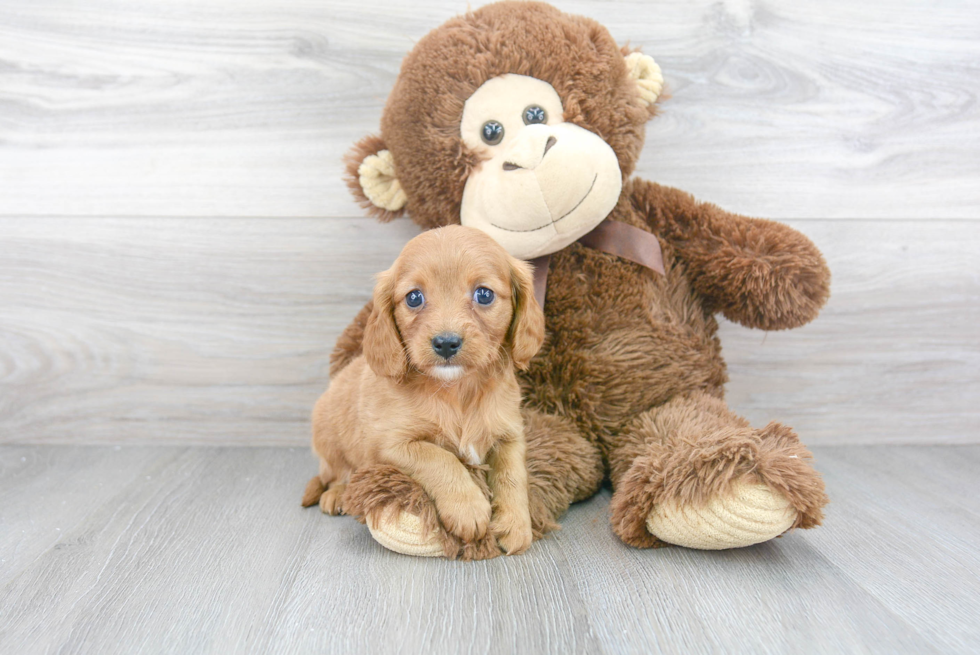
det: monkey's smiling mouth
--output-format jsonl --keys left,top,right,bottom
{"left": 490, "top": 174, "right": 597, "bottom": 233}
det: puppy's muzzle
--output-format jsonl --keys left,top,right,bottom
{"left": 431, "top": 332, "right": 463, "bottom": 360}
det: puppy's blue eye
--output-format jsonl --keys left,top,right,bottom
{"left": 523, "top": 105, "right": 547, "bottom": 125}
{"left": 405, "top": 290, "right": 424, "bottom": 308}
{"left": 474, "top": 287, "right": 495, "bottom": 305}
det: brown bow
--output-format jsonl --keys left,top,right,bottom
{"left": 528, "top": 219, "right": 665, "bottom": 307}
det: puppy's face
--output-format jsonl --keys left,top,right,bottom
{"left": 363, "top": 225, "right": 544, "bottom": 382}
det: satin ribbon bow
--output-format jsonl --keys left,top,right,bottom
{"left": 527, "top": 219, "right": 665, "bottom": 307}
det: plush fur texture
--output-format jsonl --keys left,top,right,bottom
{"left": 341, "top": 464, "right": 502, "bottom": 561}
{"left": 305, "top": 226, "right": 544, "bottom": 555}
{"left": 346, "top": 2, "right": 653, "bottom": 228}
{"left": 607, "top": 391, "right": 828, "bottom": 548}
{"left": 337, "top": 407, "right": 607, "bottom": 560}
{"left": 330, "top": 1, "right": 831, "bottom": 557}
{"left": 343, "top": 135, "right": 406, "bottom": 223}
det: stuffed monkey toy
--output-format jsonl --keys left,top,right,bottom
{"left": 324, "top": 1, "right": 830, "bottom": 559}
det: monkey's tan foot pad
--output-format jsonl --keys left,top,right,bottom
{"left": 646, "top": 479, "right": 797, "bottom": 550}
{"left": 366, "top": 511, "right": 445, "bottom": 557}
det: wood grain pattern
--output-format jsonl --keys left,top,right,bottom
{"left": 806, "top": 446, "right": 980, "bottom": 651}
{"left": 0, "top": 0, "right": 977, "bottom": 219}
{"left": 1, "top": 445, "right": 978, "bottom": 654}
{"left": 2, "top": 217, "right": 976, "bottom": 446}
{"left": 0, "top": 216, "right": 419, "bottom": 445}
{"left": 0, "top": 446, "right": 168, "bottom": 587}
{"left": 722, "top": 219, "right": 980, "bottom": 443}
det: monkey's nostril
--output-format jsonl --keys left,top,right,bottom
{"left": 542, "top": 136, "right": 557, "bottom": 157}
{"left": 504, "top": 136, "right": 557, "bottom": 170}
{"left": 431, "top": 333, "right": 463, "bottom": 360}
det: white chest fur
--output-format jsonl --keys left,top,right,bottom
{"left": 461, "top": 444, "right": 483, "bottom": 467}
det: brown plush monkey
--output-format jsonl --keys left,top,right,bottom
{"left": 330, "top": 1, "right": 830, "bottom": 559}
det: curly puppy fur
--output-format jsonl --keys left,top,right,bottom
{"left": 334, "top": 407, "right": 605, "bottom": 560}
{"left": 306, "top": 225, "right": 545, "bottom": 556}
{"left": 332, "top": 1, "right": 830, "bottom": 556}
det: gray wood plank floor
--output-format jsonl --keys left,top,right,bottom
{"left": 2, "top": 445, "right": 978, "bottom": 654}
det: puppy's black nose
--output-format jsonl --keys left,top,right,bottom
{"left": 431, "top": 333, "right": 462, "bottom": 360}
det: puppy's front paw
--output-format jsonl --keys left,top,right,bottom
{"left": 437, "top": 493, "right": 492, "bottom": 542}
{"left": 491, "top": 509, "right": 533, "bottom": 555}
{"left": 319, "top": 485, "right": 346, "bottom": 515}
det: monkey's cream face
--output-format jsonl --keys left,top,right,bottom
{"left": 459, "top": 75, "right": 623, "bottom": 260}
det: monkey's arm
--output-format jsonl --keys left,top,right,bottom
{"left": 329, "top": 300, "right": 374, "bottom": 377}
{"left": 629, "top": 179, "right": 830, "bottom": 331}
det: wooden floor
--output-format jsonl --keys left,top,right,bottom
{"left": 2, "top": 1, "right": 978, "bottom": 653}
{"left": 2, "top": 444, "right": 978, "bottom": 654}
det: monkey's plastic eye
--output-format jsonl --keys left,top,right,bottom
{"left": 406, "top": 290, "right": 424, "bottom": 308}
{"left": 481, "top": 121, "right": 504, "bottom": 145}
{"left": 473, "top": 287, "right": 495, "bottom": 305}
{"left": 523, "top": 105, "right": 547, "bottom": 125}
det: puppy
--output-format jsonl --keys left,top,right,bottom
{"left": 302, "top": 225, "right": 545, "bottom": 555}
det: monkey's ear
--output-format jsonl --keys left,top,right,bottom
{"left": 623, "top": 51, "right": 665, "bottom": 108}
{"left": 344, "top": 135, "right": 408, "bottom": 222}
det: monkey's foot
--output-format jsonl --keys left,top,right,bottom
{"left": 646, "top": 478, "right": 797, "bottom": 550}
{"left": 342, "top": 464, "right": 500, "bottom": 561}
{"left": 365, "top": 510, "right": 444, "bottom": 557}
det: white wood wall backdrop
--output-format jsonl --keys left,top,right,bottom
{"left": 1, "top": 0, "right": 978, "bottom": 219}
{"left": 1, "top": 0, "right": 978, "bottom": 445}
{"left": 1, "top": 219, "right": 976, "bottom": 445}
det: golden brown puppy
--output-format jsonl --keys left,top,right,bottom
{"left": 302, "top": 225, "right": 545, "bottom": 555}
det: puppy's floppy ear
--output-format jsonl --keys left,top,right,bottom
{"left": 344, "top": 135, "right": 408, "bottom": 222}
{"left": 363, "top": 269, "right": 409, "bottom": 378}
{"left": 507, "top": 258, "right": 546, "bottom": 370}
